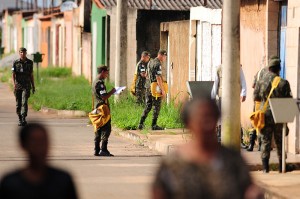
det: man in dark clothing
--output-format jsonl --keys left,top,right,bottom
{"left": 253, "top": 59, "right": 292, "bottom": 173}
{"left": 0, "top": 123, "right": 78, "bottom": 199}
{"left": 92, "top": 66, "right": 116, "bottom": 156}
{"left": 12, "top": 47, "right": 35, "bottom": 126}
{"left": 135, "top": 51, "right": 151, "bottom": 105}
{"left": 138, "top": 50, "right": 167, "bottom": 130}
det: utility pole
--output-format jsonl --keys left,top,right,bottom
{"left": 115, "top": 0, "right": 128, "bottom": 101}
{"left": 221, "top": 0, "right": 241, "bottom": 150}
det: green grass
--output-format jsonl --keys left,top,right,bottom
{"left": 1, "top": 66, "right": 182, "bottom": 130}
{"left": 0, "top": 67, "right": 11, "bottom": 83}
{"left": 29, "top": 68, "right": 92, "bottom": 113}
{"left": 39, "top": 66, "right": 72, "bottom": 78}
{"left": 109, "top": 94, "right": 183, "bottom": 130}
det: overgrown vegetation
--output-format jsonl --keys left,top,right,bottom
{"left": 108, "top": 95, "right": 183, "bottom": 130}
{"left": 0, "top": 67, "right": 11, "bottom": 83}
{"left": 29, "top": 68, "right": 92, "bottom": 112}
{"left": 0, "top": 67, "right": 182, "bottom": 129}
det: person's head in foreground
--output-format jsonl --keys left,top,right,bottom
{"left": 0, "top": 123, "right": 78, "bottom": 199}
{"left": 152, "top": 98, "right": 264, "bottom": 199}
{"left": 97, "top": 65, "right": 109, "bottom": 79}
{"left": 20, "top": 123, "right": 49, "bottom": 168}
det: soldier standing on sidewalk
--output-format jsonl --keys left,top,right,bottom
{"left": 135, "top": 51, "right": 151, "bottom": 105}
{"left": 253, "top": 59, "right": 293, "bottom": 173}
{"left": 92, "top": 66, "right": 116, "bottom": 156}
{"left": 12, "top": 47, "right": 35, "bottom": 126}
{"left": 138, "top": 50, "right": 167, "bottom": 130}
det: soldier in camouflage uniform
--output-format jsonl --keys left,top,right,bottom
{"left": 253, "top": 59, "right": 292, "bottom": 173}
{"left": 247, "top": 55, "right": 280, "bottom": 152}
{"left": 138, "top": 50, "right": 167, "bottom": 131}
{"left": 135, "top": 51, "right": 151, "bottom": 105}
{"left": 92, "top": 66, "right": 116, "bottom": 156}
{"left": 12, "top": 47, "right": 35, "bottom": 126}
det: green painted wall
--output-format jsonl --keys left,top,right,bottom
{"left": 91, "top": 3, "right": 107, "bottom": 68}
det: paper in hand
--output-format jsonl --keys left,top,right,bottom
{"left": 114, "top": 86, "right": 126, "bottom": 95}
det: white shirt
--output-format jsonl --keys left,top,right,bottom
{"left": 211, "top": 67, "right": 247, "bottom": 99}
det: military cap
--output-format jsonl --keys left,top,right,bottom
{"left": 142, "top": 51, "right": 150, "bottom": 56}
{"left": 19, "top": 47, "right": 27, "bottom": 52}
{"left": 158, "top": 49, "right": 167, "bottom": 56}
{"left": 268, "top": 59, "right": 281, "bottom": 69}
{"left": 269, "top": 55, "right": 280, "bottom": 61}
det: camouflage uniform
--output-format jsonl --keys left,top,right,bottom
{"left": 254, "top": 72, "right": 292, "bottom": 161}
{"left": 12, "top": 58, "right": 34, "bottom": 120}
{"left": 153, "top": 146, "right": 252, "bottom": 199}
{"left": 139, "top": 58, "right": 163, "bottom": 128}
{"left": 92, "top": 78, "right": 111, "bottom": 155}
{"left": 135, "top": 60, "right": 149, "bottom": 105}
{"left": 252, "top": 67, "right": 269, "bottom": 88}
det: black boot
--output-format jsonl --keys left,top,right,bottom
{"left": 18, "top": 115, "right": 23, "bottom": 126}
{"left": 247, "top": 131, "right": 257, "bottom": 152}
{"left": 258, "top": 136, "right": 262, "bottom": 151}
{"left": 21, "top": 115, "right": 27, "bottom": 126}
{"left": 99, "top": 140, "right": 114, "bottom": 156}
{"left": 138, "top": 116, "right": 146, "bottom": 130}
{"left": 151, "top": 118, "right": 164, "bottom": 130}
{"left": 94, "top": 141, "right": 100, "bottom": 156}
{"left": 217, "top": 125, "right": 221, "bottom": 143}
{"left": 262, "top": 158, "right": 269, "bottom": 173}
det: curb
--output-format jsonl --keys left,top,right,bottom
{"left": 117, "top": 129, "right": 300, "bottom": 173}
{"left": 117, "top": 129, "right": 188, "bottom": 155}
{"left": 40, "top": 107, "right": 87, "bottom": 117}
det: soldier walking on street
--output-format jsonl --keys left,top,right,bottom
{"left": 92, "top": 66, "right": 116, "bottom": 156}
{"left": 138, "top": 50, "right": 167, "bottom": 130}
{"left": 253, "top": 59, "right": 293, "bottom": 173}
{"left": 12, "top": 47, "right": 35, "bottom": 126}
{"left": 247, "top": 55, "right": 280, "bottom": 152}
{"left": 135, "top": 51, "right": 151, "bottom": 105}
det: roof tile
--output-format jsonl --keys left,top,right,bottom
{"left": 99, "top": 0, "right": 223, "bottom": 10}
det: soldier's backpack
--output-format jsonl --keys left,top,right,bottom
{"left": 250, "top": 76, "right": 281, "bottom": 131}
{"left": 89, "top": 104, "right": 111, "bottom": 131}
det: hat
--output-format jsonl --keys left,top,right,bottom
{"left": 158, "top": 49, "right": 167, "bottom": 56}
{"left": 19, "top": 47, "right": 27, "bottom": 52}
{"left": 268, "top": 59, "right": 281, "bottom": 69}
{"left": 142, "top": 51, "right": 150, "bottom": 56}
{"left": 269, "top": 55, "right": 280, "bottom": 60}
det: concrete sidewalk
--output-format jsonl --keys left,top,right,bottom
{"left": 118, "top": 129, "right": 300, "bottom": 199}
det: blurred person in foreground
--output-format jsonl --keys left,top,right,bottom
{"left": 0, "top": 123, "right": 78, "bottom": 199}
{"left": 152, "top": 98, "right": 263, "bottom": 199}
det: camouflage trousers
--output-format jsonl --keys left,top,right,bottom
{"left": 14, "top": 88, "right": 30, "bottom": 117}
{"left": 135, "top": 86, "right": 146, "bottom": 105}
{"left": 94, "top": 120, "right": 111, "bottom": 152}
{"left": 141, "top": 90, "right": 162, "bottom": 121}
{"left": 260, "top": 119, "right": 284, "bottom": 160}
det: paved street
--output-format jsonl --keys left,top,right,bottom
{"left": 0, "top": 82, "right": 161, "bottom": 199}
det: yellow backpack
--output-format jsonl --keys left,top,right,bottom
{"left": 89, "top": 104, "right": 111, "bottom": 131}
{"left": 150, "top": 82, "right": 168, "bottom": 98}
{"left": 250, "top": 77, "right": 281, "bottom": 131}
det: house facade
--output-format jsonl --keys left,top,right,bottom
{"left": 285, "top": 0, "right": 300, "bottom": 154}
